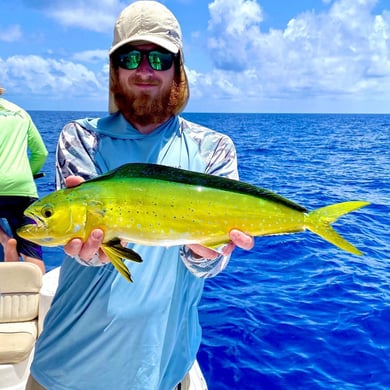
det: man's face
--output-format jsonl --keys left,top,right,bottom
{"left": 112, "top": 43, "right": 177, "bottom": 129}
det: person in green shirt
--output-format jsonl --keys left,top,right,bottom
{"left": 0, "top": 87, "right": 48, "bottom": 273}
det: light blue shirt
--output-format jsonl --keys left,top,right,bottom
{"left": 31, "top": 114, "right": 238, "bottom": 389}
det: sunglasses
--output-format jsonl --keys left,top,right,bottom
{"left": 116, "top": 49, "right": 178, "bottom": 71}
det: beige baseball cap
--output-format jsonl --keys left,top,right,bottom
{"left": 108, "top": 1, "right": 188, "bottom": 114}
{"left": 110, "top": 1, "right": 182, "bottom": 55}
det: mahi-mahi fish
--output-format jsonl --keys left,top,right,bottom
{"left": 17, "top": 163, "right": 369, "bottom": 282}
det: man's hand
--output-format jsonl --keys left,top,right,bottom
{"left": 187, "top": 229, "right": 254, "bottom": 260}
{"left": 64, "top": 228, "right": 109, "bottom": 263}
{"left": 63, "top": 176, "right": 109, "bottom": 263}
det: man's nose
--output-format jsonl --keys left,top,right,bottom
{"left": 136, "top": 54, "right": 153, "bottom": 72}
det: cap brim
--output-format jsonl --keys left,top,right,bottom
{"left": 109, "top": 35, "right": 179, "bottom": 55}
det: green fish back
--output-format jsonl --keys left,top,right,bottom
{"left": 87, "top": 163, "right": 307, "bottom": 213}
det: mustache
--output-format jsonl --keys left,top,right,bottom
{"left": 131, "top": 75, "right": 160, "bottom": 86}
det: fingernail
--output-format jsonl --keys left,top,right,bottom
{"left": 92, "top": 230, "right": 103, "bottom": 240}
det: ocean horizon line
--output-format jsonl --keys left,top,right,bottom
{"left": 27, "top": 110, "right": 390, "bottom": 116}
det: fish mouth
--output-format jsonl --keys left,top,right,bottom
{"left": 17, "top": 211, "right": 48, "bottom": 241}
{"left": 24, "top": 211, "right": 47, "bottom": 229}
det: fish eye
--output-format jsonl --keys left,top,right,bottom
{"left": 41, "top": 205, "right": 54, "bottom": 218}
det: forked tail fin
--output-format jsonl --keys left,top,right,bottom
{"left": 305, "top": 201, "right": 370, "bottom": 255}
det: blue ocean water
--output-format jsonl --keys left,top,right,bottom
{"left": 21, "top": 112, "right": 390, "bottom": 388}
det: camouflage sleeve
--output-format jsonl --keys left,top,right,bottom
{"left": 180, "top": 245, "right": 232, "bottom": 278}
{"left": 55, "top": 122, "right": 107, "bottom": 268}
{"left": 55, "top": 122, "right": 100, "bottom": 190}
{"left": 203, "top": 132, "right": 239, "bottom": 179}
{"left": 179, "top": 120, "right": 239, "bottom": 278}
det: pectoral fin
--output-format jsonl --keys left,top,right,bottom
{"left": 101, "top": 238, "right": 143, "bottom": 283}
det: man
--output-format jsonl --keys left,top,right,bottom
{"left": 27, "top": 2, "right": 253, "bottom": 389}
{"left": 0, "top": 87, "right": 47, "bottom": 273}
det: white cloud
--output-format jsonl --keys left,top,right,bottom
{"left": 0, "top": 25, "right": 23, "bottom": 42}
{"left": 24, "top": 0, "right": 125, "bottom": 33}
{"left": 208, "top": 0, "right": 263, "bottom": 71}
{"left": 191, "top": 0, "right": 390, "bottom": 111}
{"left": 72, "top": 50, "right": 108, "bottom": 64}
{"left": 1, "top": 55, "right": 107, "bottom": 99}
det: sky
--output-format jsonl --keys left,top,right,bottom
{"left": 1, "top": 0, "right": 390, "bottom": 113}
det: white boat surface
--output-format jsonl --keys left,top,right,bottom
{"left": 0, "top": 263, "right": 208, "bottom": 390}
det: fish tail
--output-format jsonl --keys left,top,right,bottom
{"left": 305, "top": 201, "right": 370, "bottom": 255}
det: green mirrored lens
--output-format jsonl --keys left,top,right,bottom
{"left": 148, "top": 51, "right": 173, "bottom": 71}
{"left": 118, "top": 50, "right": 175, "bottom": 71}
{"left": 120, "top": 51, "right": 142, "bottom": 70}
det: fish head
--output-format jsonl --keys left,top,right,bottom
{"left": 17, "top": 188, "right": 87, "bottom": 246}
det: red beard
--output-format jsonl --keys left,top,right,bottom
{"left": 113, "top": 76, "right": 175, "bottom": 127}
